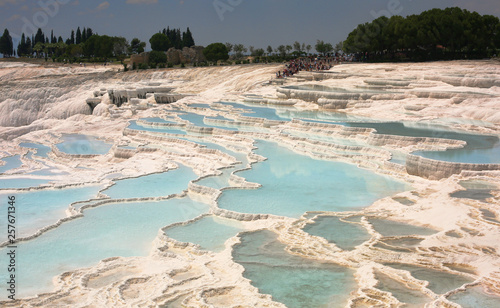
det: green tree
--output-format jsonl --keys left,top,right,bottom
{"left": 26, "top": 37, "right": 33, "bottom": 56}
{"left": 293, "top": 41, "right": 302, "bottom": 53}
{"left": 267, "top": 45, "right": 273, "bottom": 55}
{"left": 182, "top": 27, "right": 195, "bottom": 47}
{"left": 254, "top": 48, "right": 265, "bottom": 57}
{"left": 17, "top": 33, "right": 28, "bottom": 57}
{"left": 149, "top": 50, "right": 167, "bottom": 67}
{"left": 82, "top": 27, "right": 87, "bottom": 43}
{"left": 86, "top": 28, "right": 93, "bottom": 40}
{"left": 0, "top": 29, "right": 14, "bottom": 57}
{"left": 129, "top": 38, "right": 146, "bottom": 54}
{"left": 33, "top": 42, "right": 44, "bottom": 58}
{"left": 233, "top": 44, "right": 247, "bottom": 59}
{"left": 225, "top": 42, "right": 233, "bottom": 53}
{"left": 315, "top": 40, "right": 333, "bottom": 55}
{"left": 35, "top": 28, "right": 45, "bottom": 45}
{"left": 76, "top": 27, "right": 82, "bottom": 44}
{"left": 203, "top": 42, "right": 229, "bottom": 63}
{"left": 50, "top": 30, "right": 56, "bottom": 44}
{"left": 149, "top": 33, "right": 171, "bottom": 51}
{"left": 276, "top": 45, "right": 286, "bottom": 57}
{"left": 112, "top": 37, "right": 129, "bottom": 57}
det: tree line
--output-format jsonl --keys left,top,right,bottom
{"left": 0, "top": 26, "right": 196, "bottom": 63}
{"left": 343, "top": 7, "right": 500, "bottom": 61}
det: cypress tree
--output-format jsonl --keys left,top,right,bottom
{"left": 0, "top": 29, "right": 14, "bottom": 57}
{"left": 26, "top": 37, "right": 32, "bottom": 56}
{"left": 70, "top": 30, "right": 75, "bottom": 45}
{"left": 35, "top": 28, "right": 45, "bottom": 45}
{"left": 82, "top": 27, "right": 87, "bottom": 42}
{"left": 87, "top": 28, "right": 93, "bottom": 39}
{"left": 76, "top": 27, "right": 82, "bottom": 44}
{"left": 17, "top": 33, "right": 26, "bottom": 56}
{"left": 175, "top": 29, "right": 182, "bottom": 49}
{"left": 182, "top": 27, "right": 195, "bottom": 47}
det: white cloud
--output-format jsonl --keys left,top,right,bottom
{"left": 5, "top": 14, "right": 21, "bottom": 22}
{"left": 0, "top": 0, "right": 23, "bottom": 6}
{"left": 126, "top": 0, "right": 158, "bottom": 4}
{"left": 79, "top": 1, "right": 110, "bottom": 15}
{"left": 96, "top": 1, "right": 110, "bottom": 11}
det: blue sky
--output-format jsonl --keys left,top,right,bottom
{"left": 1, "top": 0, "right": 499, "bottom": 49}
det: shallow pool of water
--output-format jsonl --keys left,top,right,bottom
{"left": 218, "top": 102, "right": 500, "bottom": 164}
{"left": 56, "top": 134, "right": 113, "bottom": 155}
{"left": 0, "top": 177, "right": 51, "bottom": 189}
{"left": 20, "top": 142, "right": 52, "bottom": 158}
{"left": 0, "top": 154, "right": 23, "bottom": 173}
{"left": 127, "top": 120, "right": 187, "bottom": 135}
{"left": 369, "top": 219, "right": 437, "bottom": 237}
{"left": 303, "top": 216, "right": 371, "bottom": 250}
{"left": 233, "top": 230, "right": 356, "bottom": 308}
{"left": 375, "top": 271, "right": 431, "bottom": 306}
{"left": 101, "top": 166, "right": 196, "bottom": 199}
{"left": 384, "top": 263, "right": 473, "bottom": 294}
{"left": 141, "top": 117, "right": 176, "bottom": 124}
{"left": 0, "top": 197, "right": 209, "bottom": 298}
{"left": 1, "top": 185, "right": 103, "bottom": 238}
{"left": 448, "top": 286, "right": 500, "bottom": 307}
{"left": 179, "top": 113, "right": 238, "bottom": 131}
{"left": 218, "top": 141, "right": 409, "bottom": 218}
{"left": 165, "top": 216, "right": 244, "bottom": 252}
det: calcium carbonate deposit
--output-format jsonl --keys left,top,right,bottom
{"left": 1, "top": 60, "right": 500, "bottom": 307}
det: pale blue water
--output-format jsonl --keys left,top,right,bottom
{"left": 207, "top": 115, "right": 234, "bottom": 121}
{"left": 1, "top": 185, "right": 103, "bottom": 238}
{"left": 449, "top": 286, "right": 500, "bottom": 307}
{"left": 127, "top": 120, "right": 187, "bottom": 135}
{"left": 369, "top": 219, "right": 437, "bottom": 237}
{"left": 0, "top": 177, "right": 50, "bottom": 189}
{"left": 233, "top": 230, "right": 356, "bottom": 308}
{"left": 220, "top": 102, "right": 500, "bottom": 164}
{"left": 141, "top": 117, "right": 176, "bottom": 124}
{"left": 179, "top": 113, "right": 238, "bottom": 131}
{"left": 19, "top": 142, "right": 51, "bottom": 158}
{"left": 375, "top": 271, "right": 431, "bottom": 306}
{"left": 218, "top": 141, "right": 409, "bottom": 218}
{"left": 101, "top": 166, "right": 196, "bottom": 199}
{"left": 189, "top": 103, "right": 211, "bottom": 108}
{"left": 218, "top": 102, "right": 286, "bottom": 121}
{"left": 0, "top": 197, "right": 209, "bottom": 298}
{"left": 56, "top": 134, "right": 112, "bottom": 155}
{"left": 414, "top": 142, "right": 500, "bottom": 164}
{"left": 384, "top": 263, "right": 473, "bottom": 294}
{"left": 165, "top": 216, "right": 244, "bottom": 252}
{"left": 0, "top": 155, "right": 22, "bottom": 173}
{"left": 303, "top": 216, "right": 371, "bottom": 250}
{"left": 196, "top": 168, "right": 234, "bottom": 189}
{"left": 3, "top": 100, "right": 499, "bottom": 304}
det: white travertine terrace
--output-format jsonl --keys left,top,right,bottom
{"left": 0, "top": 60, "right": 500, "bottom": 307}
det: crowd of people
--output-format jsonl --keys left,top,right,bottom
{"left": 275, "top": 55, "right": 354, "bottom": 78}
